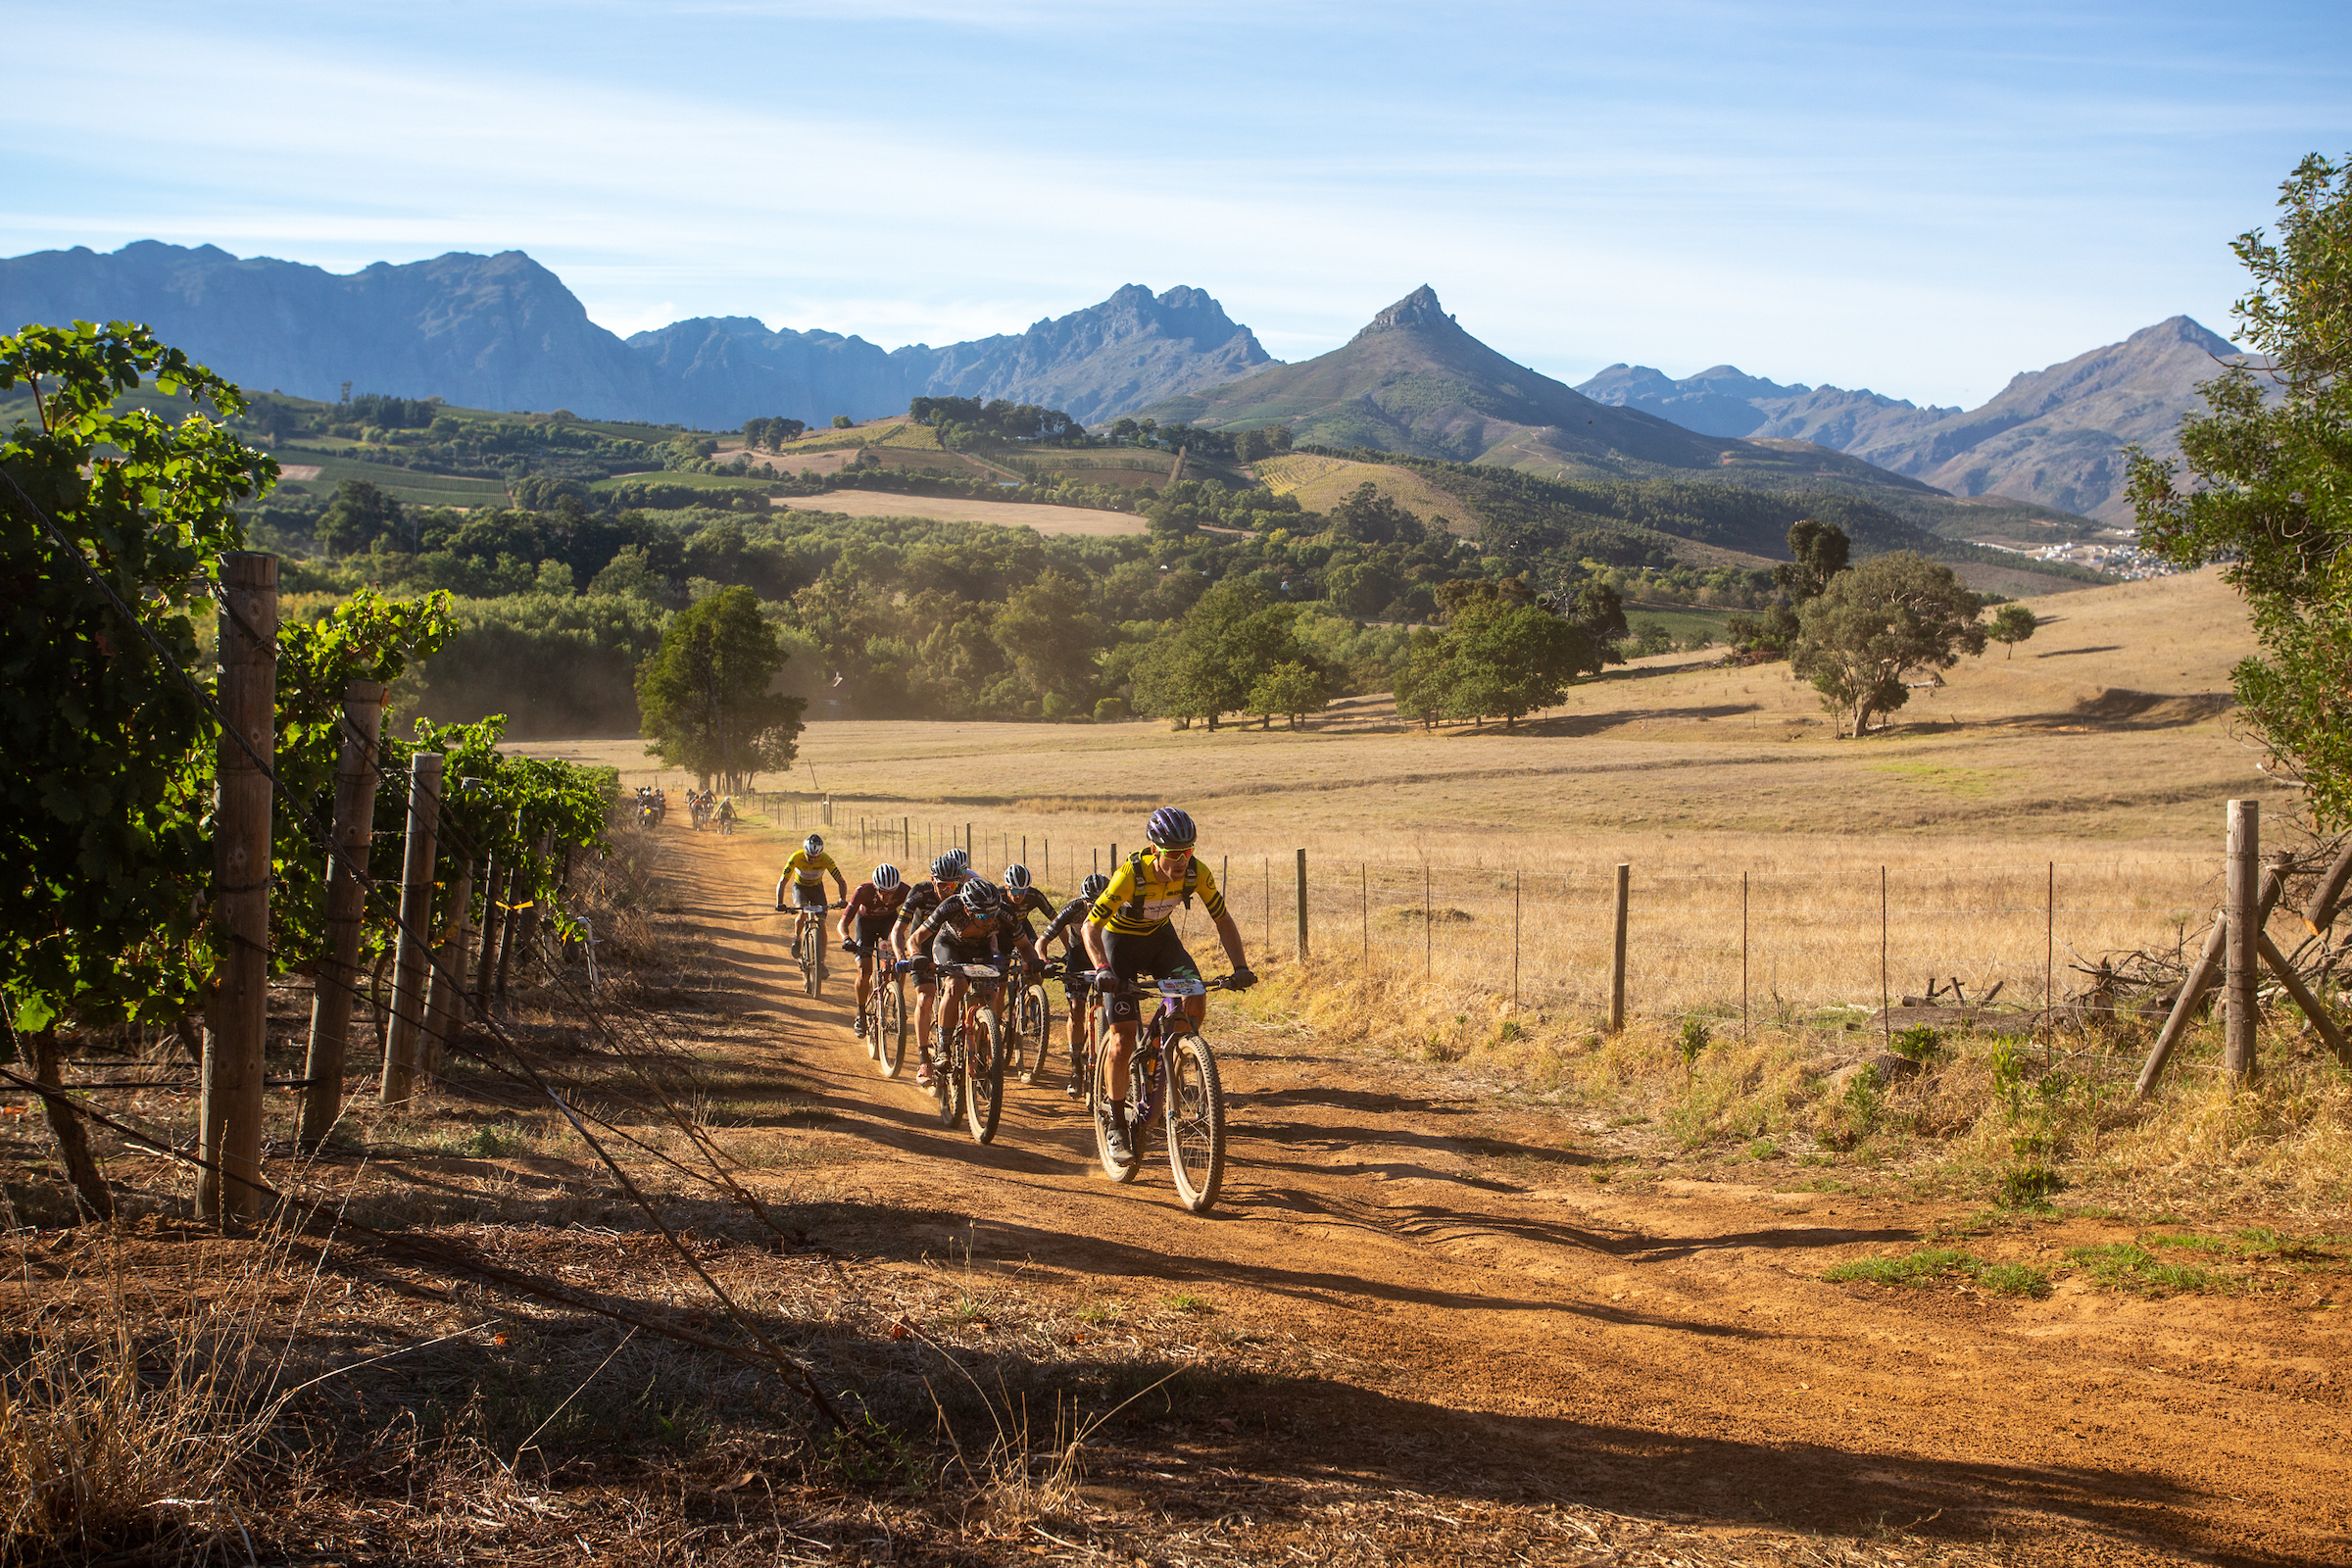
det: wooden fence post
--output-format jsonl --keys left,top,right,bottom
{"left": 1609, "top": 863, "right": 1630, "bottom": 1034}
{"left": 380, "top": 751, "right": 442, "bottom": 1104}
{"left": 298, "top": 677, "right": 387, "bottom": 1151}
{"left": 1296, "top": 848, "right": 1308, "bottom": 961}
{"left": 200, "top": 551, "right": 276, "bottom": 1223}
{"left": 421, "top": 859, "right": 475, "bottom": 1080}
{"left": 2226, "top": 799, "right": 2259, "bottom": 1084}
{"left": 472, "top": 854, "right": 506, "bottom": 1014}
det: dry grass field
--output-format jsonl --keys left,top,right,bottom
{"left": 520, "top": 568, "right": 2289, "bottom": 1024}
{"left": 1254, "top": 451, "right": 1468, "bottom": 528}
{"left": 771, "top": 491, "right": 1148, "bottom": 534}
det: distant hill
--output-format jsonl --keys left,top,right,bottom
{"left": 1143, "top": 285, "right": 2102, "bottom": 546}
{"left": 0, "top": 242, "right": 1267, "bottom": 430}
{"left": 1576, "top": 317, "right": 2256, "bottom": 524}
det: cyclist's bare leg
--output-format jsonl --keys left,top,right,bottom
{"left": 938, "top": 973, "right": 968, "bottom": 1050}
{"left": 1107, "top": 1017, "right": 1140, "bottom": 1104}
{"left": 854, "top": 947, "right": 875, "bottom": 1017}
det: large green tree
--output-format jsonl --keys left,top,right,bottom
{"left": 1791, "top": 552, "right": 1984, "bottom": 736}
{"left": 636, "top": 586, "right": 807, "bottom": 792}
{"left": 1, "top": 322, "right": 276, "bottom": 1031}
{"left": 2128, "top": 153, "right": 2352, "bottom": 825}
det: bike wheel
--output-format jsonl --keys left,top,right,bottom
{"left": 1016, "top": 983, "right": 1049, "bottom": 1084}
{"left": 1091, "top": 1028, "right": 1140, "bottom": 1184}
{"left": 801, "top": 927, "right": 822, "bottom": 999}
{"left": 935, "top": 1031, "right": 963, "bottom": 1127}
{"left": 965, "top": 1006, "right": 1004, "bottom": 1145}
{"left": 875, "top": 975, "right": 906, "bottom": 1079}
{"left": 1163, "top": 1032, "right": 1227, "bottom": 1213}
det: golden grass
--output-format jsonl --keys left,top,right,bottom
{"left": 1241, "top": 960, "right": 2352, "bottom": 1218}
{"left": 771, "top": 492, "right": 1147, "bottom": 534}
{"left": 1254, "top": 453, "right": 1468, "bottom": 530}
{"left": 515, "top": 568, "right": 2288, "bottom": 1018}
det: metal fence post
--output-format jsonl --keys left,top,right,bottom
{"left": 1296, "top": 848, "right": 1308, "bottom": 961}
{"left": 1608, "top": 863, "right": 1629, "bottom": 1033}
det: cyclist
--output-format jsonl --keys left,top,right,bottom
{"left": 774, "top": 834, "right": 849, "bottom": 973}
{"left": 837, "top": 862, "right": 909, "bottom": 1039}
{"left": 714, "top": 796, "right": 736, "bottom": 833}
{"left": 911, "top": 876, "right": 1040, "bottom": 1077}
{"left": 894, "top": 851, "right": 969, "bottom": 1088}
{"left": 1040, "top": 872, "right": 1112, "bottom": 1099}
{"left": 1082, "top": 808, "right": 1253, "bottom": 1163}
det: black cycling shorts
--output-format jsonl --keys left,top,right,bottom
{"left": 931, "top": 937, "right": 1001, "bottom": 977}
{"left": 853, "top": 912, "right": 895, "bottom": 950}
{"left": 788, "top": 880, "right": 828, "bottom": 911}
{"left": 1102, "top": 924, "right": 1199, "bottom": 1024}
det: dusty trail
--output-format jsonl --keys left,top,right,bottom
{"left": 669, "top": 823, "right": 2350, "bottom": 1567}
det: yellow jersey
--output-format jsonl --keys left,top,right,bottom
{"left": 782, "top": 848, "right": 841, "bottom": 887}
{"left": 1088, "top": 852, "right": 1226, "bottom": 936}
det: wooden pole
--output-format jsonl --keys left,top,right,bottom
{"left": 493, "top": 864, "right": 521, "bottom": 1002}
{"left": 472, "top": 855, "right": 506, "bottom": 1014}
{"left": 380, "top": 751, "right": 443, "bottom": 1104}
{"left": 1610, "top": 863, "right": 1630, "bottom": 1033}
{"left": 200, "top": 551, "right": 276, "bottom": 1224}
{"left": 1296, "top": 848, "right": 1308, "bottom": 961}
{"left": 421, "top": 859, "right": 474, "bottom": 1081}
{"left": 2226, "top": 799, "right": 2259, "bottom": 1084}
{"left": 2257, "top": 930, "right": 2352, "bottom": 1070}
{"left": 298, "top": 678, "right": 387, "bottom": 1151}
{"left": 2135, "top": 859, "right": 2288, "bottom": 1099}
{"left": 2302, "top": 840, "right": 2352, "bottom": 934}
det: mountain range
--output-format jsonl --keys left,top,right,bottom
{"left": 3, "top": 240, "right": 2244, "bottom": 528}
{"left": 1573, "top": 317, "right": 2252, "bottom": 524}
{"left": 1138, "top": 285, "right": 1970, "bottom": 503}
{"left": 0, "top": 242, "right": 1268, "bottom": 429}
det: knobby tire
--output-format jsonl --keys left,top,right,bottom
{"left": 875, "top": 973, "right": 906, "bottom": 1078}
{"left": 966, "top": 1004, "right": 1004, "bottom": 1145}
{"left": 1163, "top": 1031, "right": 1227, "bottom": 1213}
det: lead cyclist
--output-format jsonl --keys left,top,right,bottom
{"left": 1081, "top": 807, "right": 1253, "bottom": 1163}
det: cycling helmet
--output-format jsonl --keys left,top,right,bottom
{"left": 944, "top": 847, "right": 971, "bottom": 872}
{"left": 930, "top": 854, "right": 964, "bottom": 881}
{"left": 1146, "top": 807, "right": 1197, "bottom": 849}
{"left": 1081, "top": 872, "right": 1111, "bottom": 901}
{"left": 804, "top": 833, "right": 825, "bottom": 853}
{"left": 960, "top": 877, "right": 1004, "bottom": 916}
{"left": 873, "top": 863, "right": 902, "bottom": 891}
{"left": 1003, "top": 862, "right": 1032, "bottom": 890}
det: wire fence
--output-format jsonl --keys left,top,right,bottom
{"left": 701, "top": 789, "right": 2234, "bottom": 1028}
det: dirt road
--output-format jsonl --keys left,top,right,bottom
{"left": 673, "top": 824, "right": 2350, "bottom": 1567}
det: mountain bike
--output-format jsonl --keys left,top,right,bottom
{"left": 846, "top": 936, "right": 905, "bottom": 1077}
{"left": 1005, "top": 953, "right": 1052, "bottom": 1084}
{"left": 935, "top": 960, "right": 1007, "bottom": 1145}
{"left": 1090, "top": 974, "right": 1234, "bottom": 1213}
{"left": 786, "top": 901, "right": 840, "bottom": 998}
{"left": 873, "top": 957, "right": 906, "bottom": 1078}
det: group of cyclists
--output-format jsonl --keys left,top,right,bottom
{"left": 633, "top": 785, "right": 667, "bottom": 827}
{"left": 771, "top": 807, "right": 1254, "bottom": 1165}
{"left": 685, "top": 789, "right": 736, "bottom": 832}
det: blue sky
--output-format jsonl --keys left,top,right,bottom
{"left": 6, "top": 0, "right": 2347, "bottom": 406}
